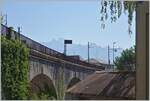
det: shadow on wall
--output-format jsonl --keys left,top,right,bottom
{"left": 29, "top": 74, "right": 57, "bottom": 100}
{"left": 67, "top": 77, "right": 81, "bottom": 89}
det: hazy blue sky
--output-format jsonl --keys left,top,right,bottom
{"left": 1, "top": 0, "right": 135, "bottom": 49}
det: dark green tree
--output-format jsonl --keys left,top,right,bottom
{"left": 114, "top": 46, "right": 135, "bottom": 71}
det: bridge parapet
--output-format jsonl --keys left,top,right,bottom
{"left": 1, "top": 24, "right": 106, "bottom": 71}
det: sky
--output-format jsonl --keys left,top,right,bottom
{"left": 1, "top": 0, "right": 135, "bottom": 49}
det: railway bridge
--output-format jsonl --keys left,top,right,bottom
{"left": 1, "top": 24, "right": 105, "bottom": 99}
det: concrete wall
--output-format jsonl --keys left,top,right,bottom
{"left": 136, "top": 1, "right": 149, "bottom": 99}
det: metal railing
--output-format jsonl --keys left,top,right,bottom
{"left": 1, "top": 24, "right": 105, "bottom": 70}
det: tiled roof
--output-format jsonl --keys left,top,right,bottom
{"left": 66, "top": 71, "right": 135, "bottom": 99}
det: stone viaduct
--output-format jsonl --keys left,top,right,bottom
{"left": 1, "top": 24, "right": 105, "bottom": 99}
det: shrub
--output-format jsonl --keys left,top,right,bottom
{"left": 1, "top": 36, "right": 29, "bottom": 99}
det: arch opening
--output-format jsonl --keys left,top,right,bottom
{"left": 29, "top": 74, "right": 57, "bottom": 100}
{"left": 67, "top": 77, "right": 81, "bottom": 89}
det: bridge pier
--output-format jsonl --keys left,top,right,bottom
{"left": 29, "top": 54, "right": 95, "bottom": 99}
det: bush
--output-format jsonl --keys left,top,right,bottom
{"left": 1, "top": 36, "right": 29, "bottom": 99}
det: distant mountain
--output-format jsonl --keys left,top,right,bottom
{"left": 85, "top": 58, "right": 108, "bottom": 64}
{"left": 42, "top": 38, "right": 123, "bottom": 64}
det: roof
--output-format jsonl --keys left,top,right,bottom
{"left": 66, "top": 71, "right": 135, "bottom": 99}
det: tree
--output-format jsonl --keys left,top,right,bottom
{"left": 114, "top": 46, "right": 135, "bottom": 71}
{"left": 100, "top": 1, "right": 136, "bottom": 34}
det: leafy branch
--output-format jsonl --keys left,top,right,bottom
{"left": 100, "top": 0, "right": 136, "bottom": 34}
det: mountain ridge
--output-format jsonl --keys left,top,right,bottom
{"left": 42, "top": 38, "right": 123, "bottom": 64}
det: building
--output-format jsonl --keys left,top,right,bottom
{"left": 66, "top": 71, "right": 135, "bottom": 100}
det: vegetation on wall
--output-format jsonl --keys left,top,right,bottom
{"left": 100, "top": 1, "right": 136, "bottom": 34}
{"left": 42, "top": 83, "right": 57, "bottom": 100}
{"left": 114, "top": 46, "right": 135, "bottom": 71}
{"left": 30, "top": 83, "right": 57, "bottom": 100}
{"left": 1, "top": 36, "right": 29, "bottom": 99}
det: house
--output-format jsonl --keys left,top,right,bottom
{"left": 66, "top": 71, "right": 135, "bottom": 100}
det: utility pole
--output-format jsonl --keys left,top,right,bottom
{"left": 88, "top": 42, "right": 90, "bottom": 63}
{"left": 113, "top": 42, "right": 117, "bottom": 71}
{"left": 17, "top": 27, "right": 21, "bottom": 41}
{"left": 64, "top": 43, "right": 67, "bottom": 55}
{"left": 113, "top": 42, "right": 116, "bottom": 64}
{"left": 108, "top": 45, "right": 110, "bottom": 66}
{"left": 5, "top": 14, "right": 7, "bottom": 26}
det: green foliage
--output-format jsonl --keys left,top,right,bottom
{"left": 100, "top": 1, "right": 136, "bottom": 34}
{"left": 1, "top": 36, "right": 29, "bottom": 99}
{"left": 40, "top": 93, "right": 51, "bottom": 100}
{"left": 30, "top": 82, "right": 57, "bottom": 100}
{"left": 31, "top": 92, "right": 56, "bottom": 100}
{"left": 38, "top": 91, "right": 56, "bottom": 100}
{"left": 114, "top": 46, "right": 135, "bottom": 71}
{"left": 40, "top": 83, "right": 57, "bottom": 100}
{"left": 124, "top": 1, "right": 136, "bottom": 34}
{"left": 31, "top": 93, "right": 39, "bottom": 100}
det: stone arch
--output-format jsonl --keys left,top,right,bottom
{"left": 67, "top": 77, "right": 81, "bottom": 89}
{"left": 29, "top": 73, "right": 57, "bottom": 100}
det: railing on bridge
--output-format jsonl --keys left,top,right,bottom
{"left": 1, "top": 24, "right": 105, "bottom": 70}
